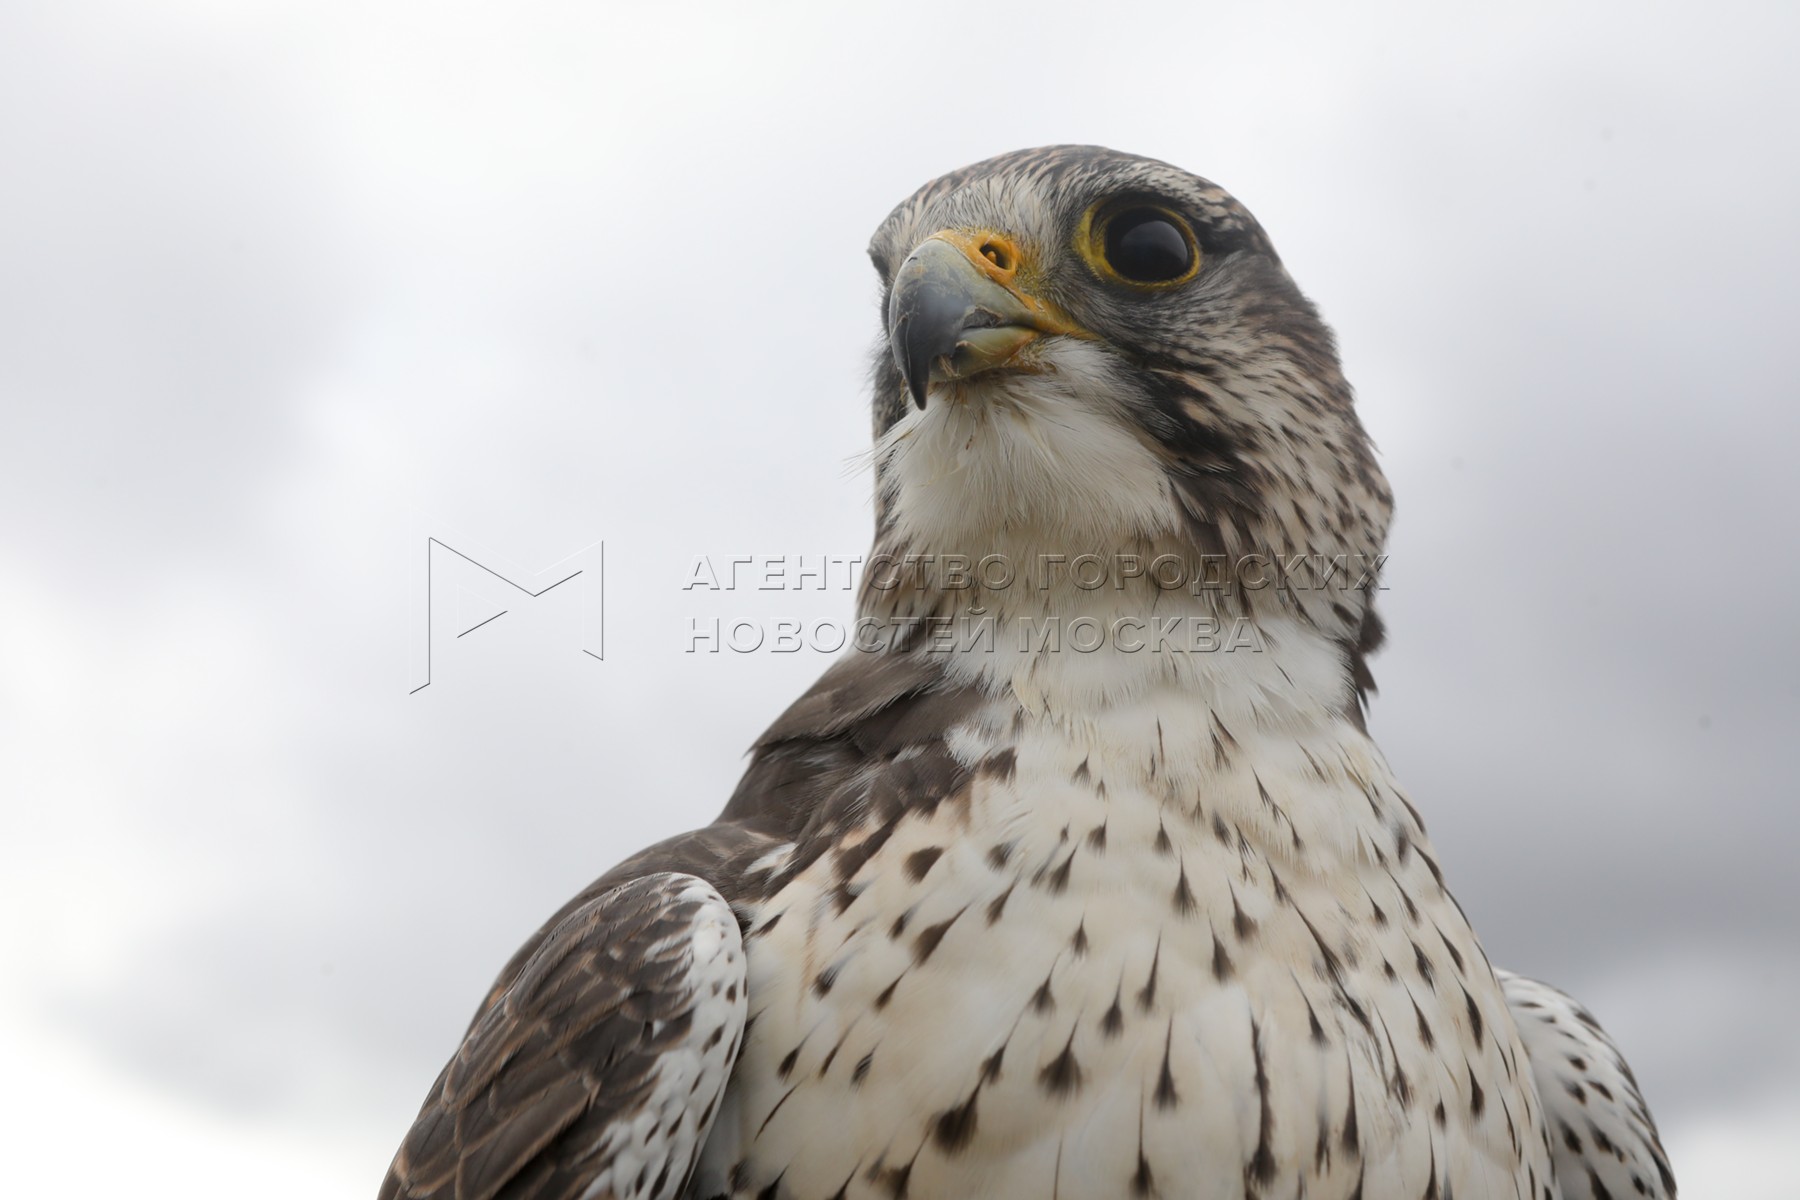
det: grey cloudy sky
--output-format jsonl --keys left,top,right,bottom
{"left": 2, "top": 1, "right": 1795, "bottom": 1195}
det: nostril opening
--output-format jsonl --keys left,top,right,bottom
{"left": 980, "top": 241, "right": 1012, "bottom": 272}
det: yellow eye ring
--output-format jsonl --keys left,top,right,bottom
{"left": 1076, "top": 199, "right": 1201, "bottom": 289}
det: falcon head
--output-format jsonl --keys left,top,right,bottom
{"left": 864, "top": 146, "right": 1392, "bottom": 685}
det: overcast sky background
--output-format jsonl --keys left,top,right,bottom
{"left": 2, "top": 2, "right": 1795, "bottom": 1196}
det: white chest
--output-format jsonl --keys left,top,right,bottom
{"left": 693, "top": 695, "right": 1549, "bottom": 1200}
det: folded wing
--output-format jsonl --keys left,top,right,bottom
{"left": 380, "top": 873, "right": 747, "bottom": 1200}
{"left": 1500, "top": 970, "right": 1677, "bottom": 1200}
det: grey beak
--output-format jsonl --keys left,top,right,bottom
{"left": 885, "top": 237, "right": 1051, "bottom": 410}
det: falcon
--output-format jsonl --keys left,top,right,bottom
{"left": 380, "top": 146, "right": 1676, "bottom": 1200}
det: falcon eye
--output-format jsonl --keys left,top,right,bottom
{"left": 1104, "top": 209, "right": 1193, "bottom": 283}
{"left": 1079, "top": 201, "right": 1201, "bottom": 289}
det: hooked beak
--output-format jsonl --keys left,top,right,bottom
{"left": 886, "top": 230, "right": 1084, "bottom": 410}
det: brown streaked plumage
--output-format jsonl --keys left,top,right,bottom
{"left": 380, "top": 874, "right": 746, "bottom": 1200}
{"left": 379, "top": 146, "right": 1673, "bottom": 1200}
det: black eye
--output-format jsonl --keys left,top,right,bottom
{"left": 1101, "top": 208, "right": 1194, "bottom": 284}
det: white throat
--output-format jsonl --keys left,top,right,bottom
{"left": 872, "top": 340, "right": 1179, "bottom": 552}
{"left": 864, "top": 342, "right": 1363, "bottom": 730}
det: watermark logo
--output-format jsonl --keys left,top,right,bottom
{"left": 405, "top": 544, "right": 1382, "bottom": 681}
{"left": 408, "top": 530, "right": 605, "bottom": 694}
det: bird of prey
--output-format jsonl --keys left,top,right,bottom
{"left": 380, "top": 146, "right": 1675, "bottom": 1200}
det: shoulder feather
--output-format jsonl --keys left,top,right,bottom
{"left": 1500, "top": 969, "right": 1677, "bottom": 1200}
